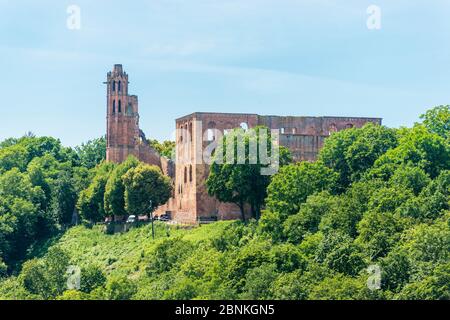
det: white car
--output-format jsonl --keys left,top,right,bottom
{"left": 126, "top": 215, "right": 136, "bottom": 223}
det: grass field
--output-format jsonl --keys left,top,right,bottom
{"left": 42, "top": 221, "right": 233, "bottom": 279}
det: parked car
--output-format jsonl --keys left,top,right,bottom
{"left": 159, "top": 213, "right": 171, "bottom": 222}
{"left": 126, "top": 215, "right": 136, "bottom": 223}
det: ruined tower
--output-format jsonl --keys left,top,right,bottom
{"left": 105, "top": 64, "right": 140, "bottom": 163}
{"left": 105, "top": 64, "right": 170, "bottom": 173}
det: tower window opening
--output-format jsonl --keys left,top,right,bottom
{"left": 126, "top": 104, "right": 133, "bottom": 115}
{"left": 189, "top": 165, "right": 193, "bottom": 182}
{"left": 112, "top": 100, "right": 116, "bottom": 113}
{"left": 112, "top": 81, "right": 115, "bottom": 92}
{"left": 184, "top": 167, "right": 187, "bottom": 184}
{"left": 118, "top": 100, "right": 121, "bottom": 113}
{"left": 118, "top": 81, "right": 121, "bottom": 92}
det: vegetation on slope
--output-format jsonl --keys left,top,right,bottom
{"left": 0, "top": 106, "right": 448, "bottom": 300}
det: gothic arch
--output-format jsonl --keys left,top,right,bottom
{"left": 329, "top": 123, "right": 337, "bottom": 135}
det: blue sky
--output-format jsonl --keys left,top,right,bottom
{"left": 1, "top": 0, "right": 449, "bottom": 146}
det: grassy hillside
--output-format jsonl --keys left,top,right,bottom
{"left": 49, "top": 222, "right": 232, "bottom": 278}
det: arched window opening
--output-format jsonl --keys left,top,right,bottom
{"left": 207, "top": 129, "right": 215, "bottom": 141}
{"left": 184, "top": 167, "right": 187, "bottom": 184}
{"left": 118, "top": 81, "right": 121, "bottom": 92}
{"left": 207, "top": 121, "right": 216, "bottom": 141}
{"left": 112, "top": 81, "right": 115, "bottom": 92}
{"left": 118, "top": 100, "right": 121, "bottom": 113}
{"left": 189, "top": 123, "right": 193, "bottom": 142}
{"left": 240, "top": 122, "right": 249, "bottom": 131}
{"left": 126, "top": 104, "right": 133, "bottom": 115}
{"left": 112, "top": 100, "right": 116, "bottom": 113}
{"left": 189, "top": 165, "right": 193, "bottom": 182}
{"left": 329, "top": 123, "right": 337, "bottom": 135}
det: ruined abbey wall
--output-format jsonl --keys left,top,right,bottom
{"left": 168, "top": 112, "right": 381, "bottom": 223}
{"left": 104, "top": 65, "right": 382, "bottom": 224}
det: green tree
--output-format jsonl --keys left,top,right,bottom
{"left": 419, "top": 105, "right": 449, "bottom": 140}
{"left": 315, "top": 231, "right": 366, "bottom": 276}
{"left": 104, "top": 275, "right": 137, "bottom": 300}
{"left": 77, "top": 162, "right": 115, "bottom": 223}
{"left": 149, "top": 139, "right": 176, "bottom": 159}
{"left": 370, "top": 125, "right": 449, "bottom": 180}
{"left": 283, "top": 192, "right": 338, "bottom": 244}
{"left": 0, "top": 169, "right": 44, "bottom": 265}
{"left": 397, "top": 263, "right": 450, "bottom": 300}
{"left": 271, "top": 270, "right": 308, "bottom": 300}
{"left": 122, "top": 163, "right": 172, "bottom": 217}
{"left": 266, "top": 161, "right": 338, "bottom": 218}
{"left": 147, "top": 238, "right": 194, "bottom": 275}
{"left": 309, "top": 274, "right": 369, "bottom": 300}
{"left": 319, "top": 123, "right": 398, "bottom": 189}
{"left": 356, "top": 211, "right": 407, "bottom": 259}
{"left": 50, "top": 171, "right": 77, "bottom": 225}
{"left": 104, "top": 156, "right": 139, "bottom": 217}
{"left": 75, "top": 137, "right": 106, "bottom": 169}
{"left": 19, "top": 247, "right": 70, "bottom": 299}
{"left": 207, "top": 127, "right": 292, "bottom": 220}
{"left": 241, "top": 263, "right": 277, "bottom": 300}
{"left": 80, "top": 265, "right": 106, "bottom": 294}
{"left": 0, "top": 144, "right": 29, "bottom": 173}
{"left": 390, "top": 165, "right": 431, "bottom": 195}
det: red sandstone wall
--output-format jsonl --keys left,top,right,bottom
{"left": 168, "top": 112, "right": 382, "bottom": 223}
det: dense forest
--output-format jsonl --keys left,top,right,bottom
{"left": 0, "top": 106, "right": 448, "bottom": 300}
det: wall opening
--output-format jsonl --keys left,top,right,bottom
{"left": 240, "top": 122, "right": 249, "bottom": 131}
{"left": 207, "top": 121, "right": 216, "bottom": 141}
{"left": 329, "top": 123, "right": 337, "bottom": 135}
